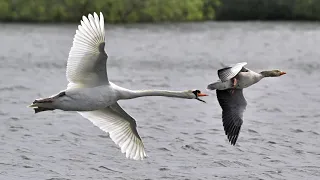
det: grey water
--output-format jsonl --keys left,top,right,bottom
{"left": 0, "top": 21, "right": 319, "bottom": 180}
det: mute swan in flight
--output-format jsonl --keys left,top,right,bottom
{"left": 29, "top": 12, "right": 208, "bottom": 160}
{"left": 207, "top": 62, "right": 286, "bottom": 145}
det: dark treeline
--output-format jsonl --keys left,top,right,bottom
{"left": 0, "top": 0, "right": 319, "bottom": 23}
{"left": 216, "top": 0, "right": 320, "bottom": 21}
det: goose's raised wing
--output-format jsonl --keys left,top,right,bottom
{"left": 216, "top": 89, "right": 247, "bottom": 145}
{"left": 66, "top": 12, "right": 108, "bottom": 89}
{"left": 217, "top": 62, "right": 247, "bottom": 82}
{"left": 78, "top": 103, "right": 147, "bottom": 160}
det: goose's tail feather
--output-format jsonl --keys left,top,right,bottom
{"left": 207, "top": 82, "right": 219, "bottom": 90}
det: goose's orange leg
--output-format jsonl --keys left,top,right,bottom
{"left": 230, "top": 78, "right": 237, "bottom": 94}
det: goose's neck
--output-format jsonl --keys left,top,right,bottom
{"left": 259, "top": 71, "right": 272, "bottom": 77}
{"left": 117, "top": 88, "right": 191, "bottom": 100}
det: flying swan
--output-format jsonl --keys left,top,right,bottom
{"left": 29, "top": 12, "right": 208, "bottom": 160}
{"left": 207, "top": 62, "right": 286, "bottom": 145}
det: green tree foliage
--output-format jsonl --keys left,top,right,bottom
{"left": 1, "top": 0, "right": 320, "bottom": 22}
{"left": 293, "top": 0, "right": 320, "bottom": 20}
{"left": 0, "top": 0, "right": 220, "bottom": 23}
{"left": 216, "top": 0, "right": 295, "bottom": 20}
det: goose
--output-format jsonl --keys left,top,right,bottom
{"left": 28, "top": 12, "right": 208, "bottom": 160}
{"left": 207, "top": 62, "right": 286, "bottom": 145}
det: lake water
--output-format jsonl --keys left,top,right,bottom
{"left": 0, "top": 21, "right": 319, "bottom": 180}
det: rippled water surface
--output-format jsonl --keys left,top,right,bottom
{"left": 0, "top": 22, "right": 319, "bottom": 180}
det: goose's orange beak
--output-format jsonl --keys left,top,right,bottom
{"left": 198, "top": 93, "right": 208, "bottom": 97}
{"left": 280, "top": 71, "right": 286, "bottom": 75}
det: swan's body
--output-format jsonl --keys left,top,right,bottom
{"left": 207, "top": 62, "right": 286, "bottom": 145}
{"left": 39, "top": 83, "right": 199, "bottom": 112}
{"left": 29, "top": 12, "right": 207, "bottom": 160}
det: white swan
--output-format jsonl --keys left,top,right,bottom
{"left": 207, "top": 62, "right": 286, "bottom": 145}
{"left": 29, "top": 12, "right": 208, "bottom": 160}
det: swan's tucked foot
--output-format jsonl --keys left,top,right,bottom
{"left": 33, "top": 107, "right": 55, "bottom": 114}
{"left": 29, "top": 98, "right": 55, "bottom": 114}
{"left": 29, "top": 91, "right": 65, "bottom": 113}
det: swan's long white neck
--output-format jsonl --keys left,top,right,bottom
{"left": 127, "top": 90, "right": 192, "bottom": 99}
{"left": 111, "top": 83, "right": 192, "bottom": 100}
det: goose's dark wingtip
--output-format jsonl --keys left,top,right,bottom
{"left": 227, "top": 134, "right": 239, "bottom": 146}
{"left": 228, "top": 140, "right": 236, "bottom": 146}
{"left": 230, "top": 141, "right": 237, "bottom": 146}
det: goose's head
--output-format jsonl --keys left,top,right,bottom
{"left": 260, "top": 70, "right": 286, "bottom": 77}
{"left": 188, "top": 89, "right": 208, "bottom": 103}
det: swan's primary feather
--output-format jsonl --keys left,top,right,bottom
{"left": 66, "top": 12, "right": 108, "bottom": 89}
{"left": 217, "top": 62, "right": 247, "bottom": 82}
{"left": 78, "top": 103, "right": 147, "bottom": 160}
{"left": 66, "top": 12, "right": 147, "bottom": 160}
{"left": 216, "top": 89, "right": 247, "bottom": 145}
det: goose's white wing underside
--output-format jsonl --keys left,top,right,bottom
{"left": 78, "top": 103, "right": 147, "bottom": 160}
{"left": 66, "top": 12, "right": 109, "bottom": 89}
{"left": 217, "top": 62, "right": 247, "bottom": 82}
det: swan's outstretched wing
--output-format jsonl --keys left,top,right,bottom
{"left": 78, "top": 103, "right": 147, "bottom": 160}
{"left": 217, "top": 62, "right": 247, "bottom": 82}
{"left": 216, "top": 89, "right": 247, "bottom": 145}
{"left": 66, "top": 12, "right": 109, "bottom": 89}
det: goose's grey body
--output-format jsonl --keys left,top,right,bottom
{"left": 207, "top": 62, "right": 286, "bottom": 145}
{"left": 207, "top": 62, "right": 264, "bottom": 91}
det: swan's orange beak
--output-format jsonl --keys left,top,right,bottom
{"left": 195, "top": 92, "right": 208, "bottom": 103}
{"left": 280, "top": 71, "right": 286, "bottom": 76}
{"left": 198, "top": 93, "right": 208, "bottom": 97}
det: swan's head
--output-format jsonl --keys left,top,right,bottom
{"left": 188, "top": 89, "right": 208, "bottom": 103}
{"left": 260, "top": 70, "right": 286, "bottom": 77}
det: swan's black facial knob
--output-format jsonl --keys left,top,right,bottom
{"left": 192, "top": 90, "right": 208, "bottom": 103}
{"left": 192, "top": 90, "right": 201, "bottom": 96}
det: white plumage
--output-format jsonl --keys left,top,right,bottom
{"left": 67, "top": 12, "right": 108, "bottom": 88}
{"left": 67, "top": 12, "right": 146, "bottom": 160}
{"left": 79, "top": 103, "right": 146, "bottom": 160}
{"left": 217, "top": 62, "right": 247, "bottom": 82}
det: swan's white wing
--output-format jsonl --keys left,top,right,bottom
{"left": 217, "top": 62, "right": 247, "bottom": 82}
{"left": 66, "top": 12, "right": 108, "bottom": 89}
{"left": 78, "top": 103, "right": 147, "bottom": 160}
